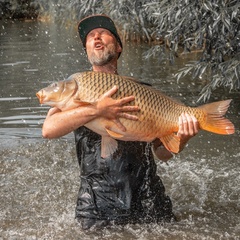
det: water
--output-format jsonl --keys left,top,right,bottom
{"left": 0, "top": 20, "right": 240, "bottom": 240}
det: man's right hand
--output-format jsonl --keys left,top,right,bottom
{"left": 96, "top": 86, "right": 140, "bottom": 132}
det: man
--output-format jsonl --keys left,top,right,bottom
{"left": 42, "top": 15, "right": 199, "bottom": 229}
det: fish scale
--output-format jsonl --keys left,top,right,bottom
{"left": 78, "top": 72, "right": 179, "bottom": 135}
{"left": 36, "top": 71, "right": 235, "bottom": 158}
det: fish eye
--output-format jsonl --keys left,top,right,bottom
{"left": 53, "top": 87, "right": 60, "bottom": 92}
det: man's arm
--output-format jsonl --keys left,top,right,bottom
{"left": 42, "top": 86, "right": 139, "bottom": 139}
{"left": 153, "top": 113, "right": 200, "bottom": 162}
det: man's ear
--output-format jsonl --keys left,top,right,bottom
{"left": 117, "top": 42, "right": 122, "bottom": 54}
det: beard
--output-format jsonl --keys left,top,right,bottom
{"left": 88, "top": 43, "right": 118, "bottom": 66}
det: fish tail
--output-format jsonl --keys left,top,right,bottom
{"left": 198, "top": 99, "right": 235, "bottom": 135}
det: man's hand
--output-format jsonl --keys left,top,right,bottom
{"left": 96, "top": 86, "right": 140, "bottom": 132}
{"left": 177, "top": 113, "right": 199, "bottom": 151}
{"left": 152, "top": 113, "right": 200, "bottom": 162}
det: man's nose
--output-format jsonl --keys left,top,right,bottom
{"left": 94, "top": 33, "right": 101, "bottom": 40}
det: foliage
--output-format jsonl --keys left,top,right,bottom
{"left": 0, "top": 0, "right": 38, "bottom": 19}
{"left": 143, "top": 0, "right": 240, "bottom": 102}
{"left": 1, "top": 0, "right": 239, "bottom": 101}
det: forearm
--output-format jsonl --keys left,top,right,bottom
{"left": 152, "top": 139, "right": 173, "bottom": 162}
{"left": 154, "top": 146, "right": 174, "bottom": 162}
{"left": 42, "top": 106, "right": 98, "bottom": 139}
{"left": 153, "top": 138, "right": 189, "bottom": 162}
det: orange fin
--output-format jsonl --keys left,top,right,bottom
{"left": 198, "top": 99, "right": 235, "bottom": 135}
{"left": 101, "top": 136, "right": 118, "bottom": 158}
{"left": 105, "top": 128, "right": 124, "bottom": 138}
{"left": 73, "top": 99, "right": 92, "bottom": 106}
{"left": 160, "top": 134, "right": 180, "bottom": 154}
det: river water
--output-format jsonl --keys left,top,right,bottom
{"left": 0, "top": 20, "right": 239, "bottom": 240}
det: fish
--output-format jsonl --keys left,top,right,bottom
{"left": 36, "top": 71, "right": 235, "bottom": 159}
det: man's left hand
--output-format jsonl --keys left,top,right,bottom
{"left": 177, "top": 113, "right": 200, "bottom": 151}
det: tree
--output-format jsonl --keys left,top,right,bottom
{"left": 142, "top": 0, "right": 240, "bottom": 102}
{"left": 9, "top": 0, "right": 239, "bottom": 101}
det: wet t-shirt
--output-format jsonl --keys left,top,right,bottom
{"left": 74, "top": 127, "right": 174, "bottom": 224}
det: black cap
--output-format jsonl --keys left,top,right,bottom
{"left": 78, "top": 14, "right": 123, "bottom": 50}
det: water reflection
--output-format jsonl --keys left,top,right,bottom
{"left": 0, "top": 20, "right": 239, "bottom": 239}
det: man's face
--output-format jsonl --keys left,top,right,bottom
{"left": 85, "top": 28, "right": 122, "bottom": 66}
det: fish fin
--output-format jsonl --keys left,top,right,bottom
{"left": 105, "top": 128, "right": 124, "bottom": 138}
{"left": 198, "top": 99, "right": 235, "bottom": 135}
{"left": 123, "top": 76, "right": 152, "bottom": 86}
{"left": 73, "top": 99, "right": 92, "bottom": 106}
{"left": 101, "top": 136, "right": 118, "bottom": 158}
{"left": 160, "top": 134, "right": 180, "bottom": 154}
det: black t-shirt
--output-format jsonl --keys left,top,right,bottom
{"left": 74, "top": 126, "right": 174, "bottom": 224}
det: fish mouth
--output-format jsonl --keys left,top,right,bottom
{"left": 36, "top": 91, "right": 44, "bottom": 104}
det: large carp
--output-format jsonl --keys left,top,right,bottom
{"left": 36, "top": 71, "right": 235, "bottom": 158}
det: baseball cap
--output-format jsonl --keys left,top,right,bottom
{"left": 78, "top": 14, "right": 123, "bottom": 50}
